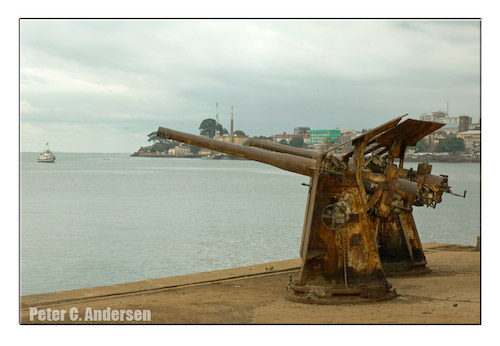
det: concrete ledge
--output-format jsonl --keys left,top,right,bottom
{"left": 21, "top": 258, "right": 301, "bottom": 309}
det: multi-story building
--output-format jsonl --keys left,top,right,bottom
{"left": 168, "top": 145, "right": 191, "bottom": 156}
{"left": 294, "top": 127, "right": 310, "bottom": 135}
{"left": 340, "top": 129, "right": 357, "bottom": 141}
{"left": 309, "top": 129, "right": 341, "bottom": 145}
{"left": 420, "top": 111, "right": 459, "bottom": 124}
{"left": 458, "top": 115, "right": 473, "bottom": 132}
{"left": 198, "top": 148, "right": 214, "bottom": 156}
{"left": 328, "top": 130, "right": 358, "bottom": 154}
{"left": 456, "top": 130, "right": 480, "bottom": 151}
{"left": 427, "top": 131, "right": 447, "bottom": 145}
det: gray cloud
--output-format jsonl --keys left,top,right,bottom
{"left": 20, "top": 19, "right": 480, "bottom": 152}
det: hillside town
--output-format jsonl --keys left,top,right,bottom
{"left": 132, "top": 109, "right": 480, "bottom": 162}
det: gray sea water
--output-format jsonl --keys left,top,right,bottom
{"left": 20, "top": 153, "right": 480, "bottom": 295}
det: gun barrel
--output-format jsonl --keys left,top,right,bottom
{"left": 248, "top": 138, "right": 319, "bottom": 159}
{"left": 157, "top": 127, "right": 317, "bottom": 176}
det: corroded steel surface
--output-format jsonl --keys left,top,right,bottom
{"left": 292, "top": 174, "right": 394, "bottom": 301}
{"left": 375, "top": 119, "right": 445, "bottom": 147}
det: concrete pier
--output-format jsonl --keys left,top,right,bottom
{"left": 20, "top": 243, "right": 479, "bottom": 324}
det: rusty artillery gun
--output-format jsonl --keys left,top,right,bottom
{"left": 157, "top": 115, "right": 465, "bottom": 304}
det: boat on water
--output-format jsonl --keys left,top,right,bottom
{"left": 38, "top": 143, "right": 56, "bottom": 163}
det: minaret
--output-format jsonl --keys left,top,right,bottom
{"left": 215, "top": 102, "right": 219, "bottom": 138}
{"left": 231, "top": 105, "right": 234, "bottom": 143}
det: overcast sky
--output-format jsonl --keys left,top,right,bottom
{"left": 20, "top": 19, "right": 480, "bottom": 153}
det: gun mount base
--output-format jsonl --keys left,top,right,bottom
{"left": 285, "top": 280, "right": 397, "bottom": 305}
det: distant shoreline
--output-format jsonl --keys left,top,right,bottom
{"left": 130, "top": 152, "right": 202, "bottom": 158}
{"left": 405, "top": 156, "right": 480, "bottom": 163}
{"left": 131, "top": 151, "right": 480, "bottom": 163}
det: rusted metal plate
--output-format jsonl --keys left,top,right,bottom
{"left": 351, "top": 114, "right": 407, "bottom": 146}
{"left": 326, "top": 114, "right": 406, "bottom": 154}
{"left": 374, "top": 119, "right": 445, "bottom": 147}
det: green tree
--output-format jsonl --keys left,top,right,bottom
{"left": 150, "top": 140, "right": 179, "bottom": 153}
{"left": 150, "top": 142, "right": 168, "bottom": 153}
{"left": 434, "top": 136, "right": 465, "bottom": 153}
{"left": 234, "top": 130, "right": 246, "bottom": 137}
{"left": 413, "top": 139, "right": 434, "bottom": 153}
{"left": 253, "top": 136, "right": 273, "bottom": 141}
{"left": 289, "top": 136, "right": 305, "bottom": 148}
{"left": 279, "top": 139, "right": 288, "bottom": 145}
{"left": 199, "top": 118, "right": 228, "bottom": 138}
{"left": 415, "top": 140, "right": 426, "bottom": 153}
{"left": 147, "top": 131, "right": 166, "bottom": 144}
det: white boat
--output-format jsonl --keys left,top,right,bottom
{"left": 38, "top": 143, "right": 56, "bottom": 163}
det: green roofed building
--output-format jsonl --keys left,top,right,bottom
{"left": 309, "top": 129, "right": 341, "bottom": 145}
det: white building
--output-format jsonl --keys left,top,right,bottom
{"left": 420, "top": 111, "right": 459, "bottom": 124}
{"left": 168, "top": 145, "right": 190, "bottom": 156}
{"left": 271, "top": 133, "right": 309, "bottom": 144}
